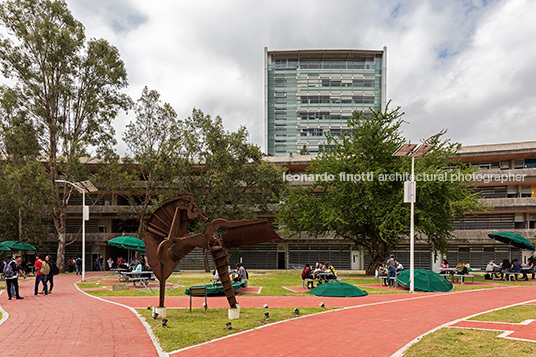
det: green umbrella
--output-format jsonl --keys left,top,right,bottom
{"left": 0, "top": 244, "right": 11, "bottom": 252}
{"left": 307, "top": 281, "right": 368, "bottom": 297}
{"left": 0, "top": 240, "right": 37, "bottom": 251}
{"left": 108, "top": 236, "right": 145, "bottom": 252}
{"left": 396, "top": 269, "right": 453, "bottom": 292}
{"left": 489, "top": 232, "right": 535, "bottom": 250}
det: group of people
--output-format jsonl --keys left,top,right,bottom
{"left": 375, "top": 254, "right": 404, "bottom": 287}
{"left": 301, "top": 261, "right": 338, "bottom": 288}
{"left": 1, "top": 254, "right": 58, "bottom": 299}
{"left": 486, "top": 257, "right": 535, "bottom": 281}
{"left": 211, "top": 263, "right": 249, "bottom": 290}
{"left": 67, "top": 257, "right": 84, "bottom": 274}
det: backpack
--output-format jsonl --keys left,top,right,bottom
{"left": 3, "top": 261, "right": 15, "bottom": 278}
{"left": 52, "top": 262, "right": 59, "bottom": 275}
{"left": 40, "top": 260, "right": 51, "bottom": 275}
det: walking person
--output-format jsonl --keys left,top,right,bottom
{"left": 3, "top": 255, "right": 25, "bottom": 300}
{"left": 33, "top": 254, "right": 49, "bottom": 295}
{"left": 75, "top": 256, "right": 82, "bottom": 275}
{"left": 68, "top": 257, "right": 75, "bottom": 273}
{"left": 46, "top": 255, "right": 57, "bottom": 293}
{"left": 386, "top": 254, "right": 397, "bottom": 287}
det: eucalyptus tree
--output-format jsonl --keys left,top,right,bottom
{"left": 0, "top": 0, "right": 130, "bottom": 270}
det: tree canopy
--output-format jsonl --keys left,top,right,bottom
{"left": 276, "top": 105, "right": 483, "bottom": 274}
{"left": 0, "top": 0, "right": 130, "bottom": 270}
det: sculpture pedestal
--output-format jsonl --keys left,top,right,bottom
{"left": 228, "top": 303, "right": 240, "bottom": 319}
{"left": 153, "top": 306, "right": 167, "bottom": 318}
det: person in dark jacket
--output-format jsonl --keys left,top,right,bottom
{"left": 46, "top": 255, "right": 57, "bottom": 293}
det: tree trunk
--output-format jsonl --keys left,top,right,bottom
{"left": 203, "top": 248, "right": 210, "bottom": 272}
{"left": 56, "top": 231, "right": 66, "bottom": 272}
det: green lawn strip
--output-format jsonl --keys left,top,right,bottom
{"left": 406, "top": 305, "right": 536, "bottom": 356}
{"left": 78, "top": 283, "right": 109, "bottom": 289}
{"left": 468, "top": 305, "right": 536, "bottom": 323}
{"left": 404, "top": 328, "right": 536, "bottom": 357}
{"left": 138, "top": 307, "right": 334, "bottom": 352}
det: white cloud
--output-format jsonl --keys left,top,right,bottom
{"left": 53, "top": 0, "right": 536, "bottom": 152}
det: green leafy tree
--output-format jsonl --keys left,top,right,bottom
{"left": 276, "top": 106, "right": 483, "bottom": 274}
{"left": 0, "top": 86, "right": 50, "bottom": 246}
{"left": 179, "top": 109, "right": 287, "bottom": 270}
{"left": 122, "top": 86, "right": 183, "bottom": 238}
{"left": 0, "top": 0, "right": 130, "bottom": 270}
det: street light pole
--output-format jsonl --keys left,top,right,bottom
{"left": 55, "top": 179, "right": 97, "bottom": 281}
{"left": 394, "top": 134, "right": 439, "bottom": 293}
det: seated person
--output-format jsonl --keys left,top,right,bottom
{"left": 312, "top": 262, "right": 324, "bottom": 278}
{"left": 211, "top": 269, "right": 220, "bottom": 283}
{"left": 509, "top": 259, "right": 522, "bottom": 281}
{"left": 440, "top": 259, "right": 449, "bottom": 274}
{"left": 376, "top": 264, "right": 388, "bottom": 277}
{"left": 325, "top": 262, "right": 337, "bottom": 280}
{"left": 396, "top": 261, "right": 404, "bottom": 273}
{"left": 455, "top": 261, "right": 468, "bottom": 275}
{"left": 501, "top": 259, "right": 511, "bottom": 280}
{"left": 486, "top": 259, "right": 502, "bottom": 279}
{"left": 301, "top": 264, "right": 314, "bottom": 288}
{"left": 525, "top": 257, "right": 535, "bottom": 280}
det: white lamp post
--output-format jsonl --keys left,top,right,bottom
{"left": 393, "top": 135, "right": 438, "bottom": 293}
{"left": 55, "top": 179, "right": 97, "bottom": 281}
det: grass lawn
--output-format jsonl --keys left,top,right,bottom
{"left": 138, "top": 306, "right": 333, "bottom": 352}
{"left": 468, "top": 304, "right": 536, "bottom": 323}
{"left": 405, "top": 305, "right": 536, "bottom": 356}
{"left": 78, "top": 270, "right": 536, "bottom": 297}
{"left": 80, "top": 270, "right": 410, "bottom": 297}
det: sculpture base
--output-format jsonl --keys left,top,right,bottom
{"left": 228, "top": 303, "right": 240, "bottom": 319}
{"left": 153, "top": 306, "right": 167, "bottom": 318}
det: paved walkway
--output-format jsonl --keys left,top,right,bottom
{"left": 2, "top": 273, "right": 536, "bottom": 356}
{"left": 0, "top": 272, "right": 158, "bottom": 357}
{"left": 165, "top": 285, "right": 536, "bottom": 356}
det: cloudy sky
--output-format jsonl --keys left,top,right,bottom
{"left": 65, "top": 0, "right": 536, "bottom": 154}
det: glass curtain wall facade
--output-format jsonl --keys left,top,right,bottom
{"left": 265, "top": 48, "right": 387, "bottom": 156}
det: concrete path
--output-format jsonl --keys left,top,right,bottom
{"left": 0, "top": 272, "right": 158, "bottom": 357}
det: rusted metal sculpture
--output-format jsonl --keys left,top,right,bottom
{"left": 144, "top": 196, "right": 281, "bottom": 308}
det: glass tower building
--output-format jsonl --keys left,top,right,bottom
{"left": 264, "top": 48, "right": 387, "bottom": 156}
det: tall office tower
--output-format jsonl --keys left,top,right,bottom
{"left": 264, "top": 48, "right": 387, "bottom": 156}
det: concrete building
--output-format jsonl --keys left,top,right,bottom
{"left": 264, "top": 48, "right": 387, "bottom": 156}
{"left": 23, "top": 141, "right": 536, "bottom": 272}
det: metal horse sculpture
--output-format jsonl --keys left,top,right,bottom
{"left": 144, "top": 196, "right": 281, "bottom": 308}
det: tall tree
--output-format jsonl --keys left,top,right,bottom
{"left": 276, "top": 105, "right": 483, "bottom": 274}
{"left": 180, "top": 109, "right": 286, "bottom": 270}
{"left": 122, "top": 86, "right": 183, "bottom": 239}
{"left": 0, "top": 0, "right": 130, "bottom": 270}
{"left": 0, "top": 86, "right": 50, "bottom": 246}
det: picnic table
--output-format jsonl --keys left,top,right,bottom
{"left": 110, "top": 268, "right": 130, "bottom": 282}
{"left": 119, "top": 270, "right": 156, "bottom": 287}
{"left": 436, "top": 268, "right": 474, "bottom": 284}
{"left": 303, "top": 272, "right": 340, "bottom": 288}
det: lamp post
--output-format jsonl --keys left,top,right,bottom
{"left": 393, "top": 134, "right": 439, "bottom": 293}
{"left": 55, "top": 179, "right": 97, "bottom": 281}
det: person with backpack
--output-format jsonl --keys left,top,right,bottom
{"left": 46, "top": 255, "right": 58, "bottom": 293}
{"left": 33, "top": 254, "right": 49, "bottom": 295}
{"left": 4, "top": 255, "right": 25, "bottom": 300}
{"left": 75, "top": 256, "right": 82, "bottom": 275}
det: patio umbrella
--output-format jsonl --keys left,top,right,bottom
{"left": 396, "top": 269, "right": 453, "bottom": 292}
{"left": 489, "top": 232, "right": 535, "bottom": 260}
{"left": 307, "top": 281, "right": 368, "bottom": 297}
{"left": 108, "top": 236, "right": 145, "bottom": 262}
{"left": 0, "top": 240, "right": 37, "bottom": 251}
{"left": 0, "top": 244, "right": 11, "bottom": 253}
{"left": 488, "top": 232, "right": 535, "bottom": 250}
